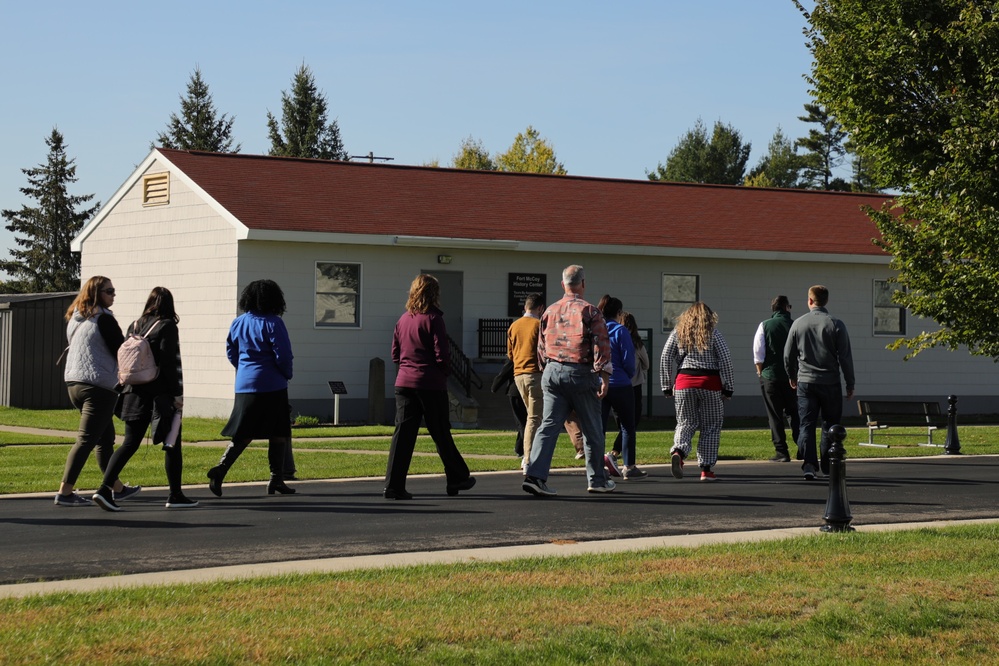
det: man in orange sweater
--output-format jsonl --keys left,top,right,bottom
{"left": 507, "top": 293, "right": 545, "bottom": 470}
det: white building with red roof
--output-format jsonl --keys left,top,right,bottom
{"left": 72, "top": 148, "right": 998, "bottom": 423}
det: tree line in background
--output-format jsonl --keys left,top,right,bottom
{"left": 5, "top": 3, "right": 993, "bottom": 369}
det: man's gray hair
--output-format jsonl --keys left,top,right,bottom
{"left": 562, "top": 265, "right": 585, "bottom": 286}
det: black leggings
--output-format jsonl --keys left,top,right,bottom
{"left": 101, "top": 414, "right": 184, "bottom": 494}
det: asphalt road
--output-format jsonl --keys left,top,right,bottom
{"left": 2, "top": 455, "right": 997, "bottom": 585}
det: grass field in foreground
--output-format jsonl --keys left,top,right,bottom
{"left": 1, "top": 524, "right": 997, "bottom": 665}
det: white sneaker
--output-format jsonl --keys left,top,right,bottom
{"left": 587, "top": 479, "right": 617, "bottom": 493}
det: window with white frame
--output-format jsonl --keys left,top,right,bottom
{"left": 873, "top": 279, "right": 905, "bottom": 336}
{"left": 662, "top": 274, "right": 699, "bottom": 331}
{"left": 315, "top": 262, "right": 361, "bottom": 328}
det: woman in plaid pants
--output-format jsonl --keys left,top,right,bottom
{"left": 660, "top": 302, "right": 735, "bottom": 482}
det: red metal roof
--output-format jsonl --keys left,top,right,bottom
{"left": 158, "top": 148, "right": 892, "bottom": 256}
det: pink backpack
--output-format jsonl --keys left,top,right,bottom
{"left": 117, "top": 319, "right": 166, "bottom": 386}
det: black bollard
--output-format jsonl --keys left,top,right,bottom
{"left": 944, "top": 395, "right": 962, "bottom": 455}
{"left": 821, "top": 424, "right": 854, "bottom": 533}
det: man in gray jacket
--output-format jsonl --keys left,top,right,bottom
{"left": 783, "top": 285, "right": 855, "bottom": 480}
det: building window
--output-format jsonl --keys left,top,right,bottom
{"left": 874, "top": 279, "right": 905, "bottom": 336}
{"left": 142, "top": 172, "right": 170, "bottom": 206}
{"left": 315, "top": 262, "right": 361, "bottom": 328}
{"left": 662, "top": 274, "right": 698, "bottom": 331}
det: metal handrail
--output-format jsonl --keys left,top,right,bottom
{"left": 447, "top": 334, "right": 483, "bottom": 395}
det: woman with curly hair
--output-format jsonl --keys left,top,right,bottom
{"left": 660, "top": 302, "right": 734, "bottom": 482}
{"left": 384, "top": 274, "right": 476, "bottom": 500}
{"left": 208, "top": 279, "right": 296, "bottom": 497}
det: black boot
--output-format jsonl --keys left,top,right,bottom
{"left": 267, "top": 476, "right": 296, "bottom": 495}
{"left": 207, "top": 466, "right": 225, "bottom": 497}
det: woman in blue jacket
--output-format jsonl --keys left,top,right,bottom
{"left": 208, "top": 279, "right": 295, "bottom": 497}
{"left": 598, "top": 296, "right": 643, "bottom": 480}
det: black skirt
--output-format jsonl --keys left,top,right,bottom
{"left": 221, "top": 389, "right": 292, "bottom": 440}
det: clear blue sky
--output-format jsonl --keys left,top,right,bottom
{"left": 0, "top": 1, "right": 818, "bottom": 269}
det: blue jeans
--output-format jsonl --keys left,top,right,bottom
{"left": 796, "top": 381, "right": 843, "bottom": 472}
{"left": 526, "top": 362, "right": 609, "bottom": 488}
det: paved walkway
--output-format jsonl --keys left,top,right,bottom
{"left": 3, "top": 449, "right": 997, "bottom": 599}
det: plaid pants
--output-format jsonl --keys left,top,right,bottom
{"left": 672, "top": 388, "right": 725, "bottom": 468}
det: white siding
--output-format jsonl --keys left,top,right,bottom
{"left": 79, "top": 160, "right": 239, "bottom": 418}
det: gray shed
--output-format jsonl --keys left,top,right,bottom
{"left": 0, "top": 293, "right": 76, "bottom": 409}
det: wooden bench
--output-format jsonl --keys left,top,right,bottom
{"left": 856, "top": 400, "right": 948, "bottom": 448}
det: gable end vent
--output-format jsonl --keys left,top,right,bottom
{"left": 142, "top": 172, "right": 170, "bottom": 206}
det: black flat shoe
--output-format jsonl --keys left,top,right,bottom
{"left": 267, "top": 478, "right": 296, "bottom": 495}
{"left": 384, "top": 488, "right": 413, "bottom": 500}
{"left": 446, "top": 476, "right": 476, "bottom": 496}
{"left": 207, "top": 467, "right": 225, "bottom": 497}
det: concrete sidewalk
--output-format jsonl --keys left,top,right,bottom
{"left": 3, "top": 516, "right": 997, "bottom": 599}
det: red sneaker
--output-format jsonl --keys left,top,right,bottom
{"left": 604, "top": 454, "right": 621, "bottom": 477}
{"left": 700, "top": 470, "right": 717, "bottom": 482}
{"left": 670, "top": 451, "right": 685, "bottom": 479}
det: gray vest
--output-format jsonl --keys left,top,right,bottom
{"left": 64, "top": 311, "right": 118, "bottom": 390}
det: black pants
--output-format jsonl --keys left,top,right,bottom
{"left": 760, "top": 377, "right": 800, "bottom": 454}
{"left": 102, "top": 414, "right": 185, "bottom": 495}
{"left": 385, "top": 387, "right": 470, "bottom": 491}
{"left": 510, "top": 392, "right": 527, "bottom": 456}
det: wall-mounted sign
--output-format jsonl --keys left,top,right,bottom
{"left": 508, "top": 273, "right": 547, "bottom": 317}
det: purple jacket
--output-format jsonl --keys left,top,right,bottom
{"left": 392, "top": 307, "right": 450, "bottom": 390}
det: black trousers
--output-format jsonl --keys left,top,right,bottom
{"left": 760, "top": 377, "right": 800, "bottom": 454}
{"left": 385, "top": 387, "right": 470, "bottom": 491}
{"left": 102, "top": 414, "right": 185, "bottom": 495}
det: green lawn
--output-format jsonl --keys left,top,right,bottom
{"left": 1, "top": 525, "right": 997, "bottom": 664}
{"left": 3, "top": 406, "right": 997, "bottom": 495}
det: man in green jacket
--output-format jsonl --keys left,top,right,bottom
{"left": 752, "top": 295, "right": 799, "bottom": 462}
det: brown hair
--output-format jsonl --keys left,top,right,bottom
{"left": 65, "top": 276, "right": 111, "bottom": 321}
{"left": 405, "top": 274, "right": 440, "bottom": 314}
{"left": 809, "top": 285, "right": 829, "bottom": 307}
{"left": 674, "top": 302, "right": 718, "bottom": 352}
{"left": 620, "top": 311, "right": 643, "bottom": 349}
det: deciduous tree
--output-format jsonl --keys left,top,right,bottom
{"left": 156, "top": 67, "right": 240, "bottom": 153}
{"left": 797, "top": 0, "right": 999, "bottom": 357}
{"left": 451, "top": 136, "right": 496, "bottom": 171}
{"left": 267, "top": 64, "right": 347, "bottom": 160}
{"left": 495, "top": 126, "right": 566, "bottom": 174}
{"left": 1, "top": 129, "right": 98, "bottom": 292}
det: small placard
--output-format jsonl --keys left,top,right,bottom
{"left": 327, "top": 381, "right": 348, "bottom": 395}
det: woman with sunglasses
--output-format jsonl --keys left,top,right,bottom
{"left": 55, "top": 276, "right": 140, "bottom": 506}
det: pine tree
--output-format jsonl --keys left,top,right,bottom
{"left": 266, "top": 64, "right": 347, "bottom": 160}
{"left": 795, "top": 103, "right": 847, "bottom": 189}
{"left": 0, "top": 129, "right": 99, "bottom": 292}
{"left": 156, "top": 67, "right": 240, "bottom": 153}
{"left": 648, "top": 119, "right": 750, "bottom": 185}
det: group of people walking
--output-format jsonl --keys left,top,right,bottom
{"left": 54, "top": 277, "right": 299, "bottom": 510}
{"left": 52, "top": 266, "right": 854, "bottom": 509}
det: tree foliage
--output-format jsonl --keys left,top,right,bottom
{"left": 451, "top": 136, "right": 496, "bottom": 171}
{"left": 156, "top": 67, "right": 240, "bottom": 153}
{"left": 747, "top": 126, "right": 802, "bottom": 188}
{"left": 648, "top": 119, "right": 751, "bottom": 185}
{"left": 266, "top": 64, "right": 347, "bottom": 160}
{"left": 0, "top": 129, "right": 98, "bottom": 293}
{"left": 494, "top": 126, "right": 566, "bottom": 174}
{"left": 795, "top": 103, "right": 847, "bottom": 189}
{"left": 798, "top": 0, "right": 999, "bottom": 357}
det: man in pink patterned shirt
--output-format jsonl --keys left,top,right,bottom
{"left": 522, "top": 265, "right": 616, "bottom": 497}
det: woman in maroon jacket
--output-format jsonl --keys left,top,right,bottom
{"left": 384, "top": 274, "right": 476, "bottom": 500}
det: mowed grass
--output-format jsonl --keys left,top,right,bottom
{"left": 2, "top": 406, "right": 998, "bottom": 494}
{"left": 1, "top": 525, "right": 997, "bottom": 665}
